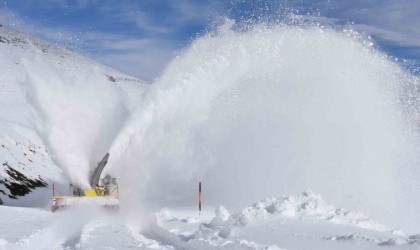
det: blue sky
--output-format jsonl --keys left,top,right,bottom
{"left": 1, "top": 0, "right": 419, "bottom": 80}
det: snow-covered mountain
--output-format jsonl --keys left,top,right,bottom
{"left": 0, "top": 24, "right": 149, "bottom": 207}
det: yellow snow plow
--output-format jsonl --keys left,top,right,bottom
{"left": 51, "top": 153, "right": 119, "bottom": 212}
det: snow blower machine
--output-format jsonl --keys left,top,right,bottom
{"left": 51, "top": 153, "right": 119, "bottom": 212}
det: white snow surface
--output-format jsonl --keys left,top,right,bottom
{"left": 219, "top": 190, "right": 390, "bottom": 231}
{"left": 0, "top": 191, "right": 418, "bottom": 250}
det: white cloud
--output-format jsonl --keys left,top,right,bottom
{"left": 100, "top": 38, "right": 157, "bottom": 51}
{"left": 317, "top": 0, "right": 420, "bottom": 51}
{"left": 169, "top": 0, "right": 226, "bottom": 23}
{"left": 94, "top": 4, "right": 171, "bottom": 35}
{"left": 81, "top": 32, "right": 177, "bottom": 80}
{"left": 94, "top": 48, "right": 174, "bottom": 81}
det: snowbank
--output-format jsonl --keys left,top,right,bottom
{"left": 157, "top": 191, "right": 418, "bottom": 249}
{"left": 189, "top": 191, "right": 390, "bottom": 244}
{"left": 229, "top": 190, "right": 389, "bottom": 231}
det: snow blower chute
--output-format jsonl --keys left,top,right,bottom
{"left": 51, "top": 153, "right": 119, "bottom": 212}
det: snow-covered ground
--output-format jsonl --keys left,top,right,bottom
{"left": 0, "top": 191, "right": 418, "bottom": 250}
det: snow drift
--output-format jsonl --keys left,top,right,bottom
{"left": 155, "top": 191, "right": 417, "bottom": 249}
{"left": 108, "top": 20, "right": 420, "bottom": 232}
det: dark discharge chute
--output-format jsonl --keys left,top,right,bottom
{"left": 90, "top": 153, "right": 110, "bottom": 187}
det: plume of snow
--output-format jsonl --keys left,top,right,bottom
{"left": 21, "top": 50, "right": 128, "bottom": 188}
{"left": 109, "top": 20, "right": 420, "bottom": 232}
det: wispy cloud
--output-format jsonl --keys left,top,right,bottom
{"left": 80, "top": 32, "right": 178, "bottom": 80}
{"left": 169, "top": 0, "right": 226, "bottom": 22}
{"left": 314, "top": 0, "right": 420, "bottom": 59}
{"left": 94, "top": 46, "right": 174, "bottom": 81}
{"left": 95, "top": 4, "right": 171, "bottom": 35}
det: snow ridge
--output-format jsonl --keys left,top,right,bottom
{"left": 184, "top": 191, "right": 393, "bottom": 249}
{"left": 229, "top": 190, "right": 389, "bottom": 231}
{"left": 324, "top": 233, "right": 420, "bottom": 246}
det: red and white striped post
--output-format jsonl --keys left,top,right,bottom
{"left": 198, "top": 181, "right": 202, "bottom": 214}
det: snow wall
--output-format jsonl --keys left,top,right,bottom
{"left": 108, "top": 20, "right": 420, "bottom": 233}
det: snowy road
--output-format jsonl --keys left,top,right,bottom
{"left": 1, "top": 192, "right": 418, "bottom": 250}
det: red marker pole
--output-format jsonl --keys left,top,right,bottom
{"left": 198, "top": 181, "right": 202, "bottom": 214}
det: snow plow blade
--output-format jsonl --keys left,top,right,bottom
{"left": 51, "top": 196, "right": 118, "bottom": 212}
{"left": 51, "top": 153, "right": 119, "bottom": 212}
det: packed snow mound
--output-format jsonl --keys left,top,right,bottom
{"left": 0, "top": 24, "right": 149, "bottom": 205}
{"left": 157, "top": 192, "right": 419, "bottom": 249}
{"left": 229, "top": 190, "right": 389, "bottom": 231}
{"left": 191, "top": 191, "right": 390, "bottom": 242}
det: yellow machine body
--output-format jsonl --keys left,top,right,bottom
{"left": 84, "top": 189, "right": 98, "bottom": 197}
{"left": 51, "top": 153, "right": 119, "bottom": 212}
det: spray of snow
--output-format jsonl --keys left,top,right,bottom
{"left": 21, "top": 50, "right": 129, "bottom": 188}
{"left": 108, "top": 20, "right": 420, "bottom": 232}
